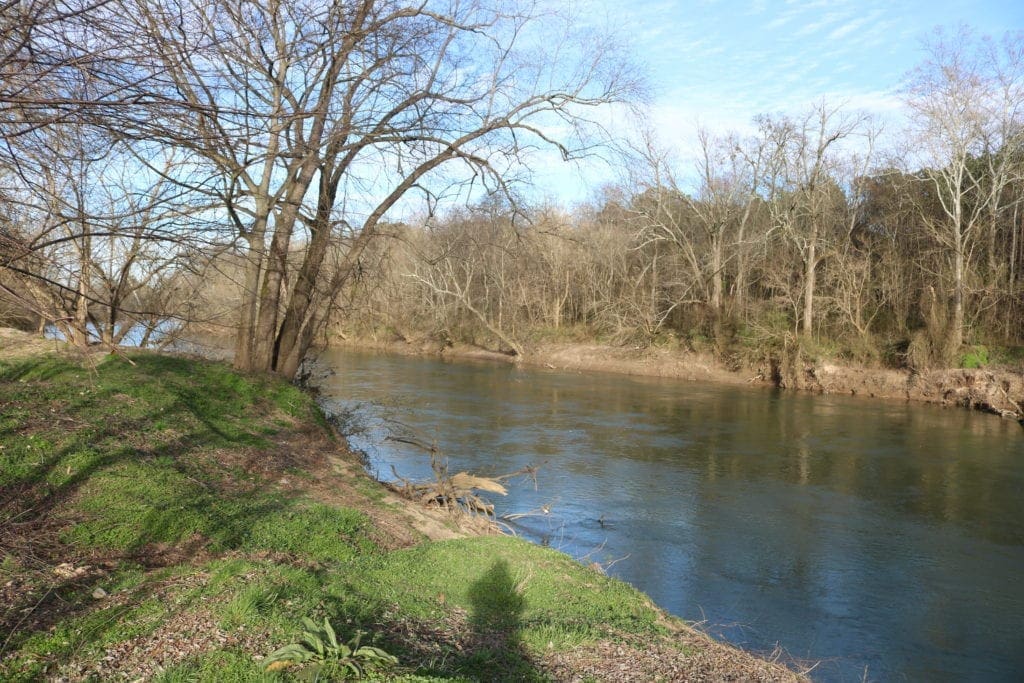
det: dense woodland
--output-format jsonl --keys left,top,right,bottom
{"left": 1, "top": 1, "right": 1022, "bottom": 379}
{"left": 341, "top": 99, "right": 1024, "bottom": 372}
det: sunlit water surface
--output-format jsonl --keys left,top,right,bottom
{"left": 314, "top": 349, "right": 1024, "bottom": 682}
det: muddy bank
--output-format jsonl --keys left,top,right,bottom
{"left": 790, "top": 361, "right": 1024, "bottom": 420}
{"left": 327, "top": 337, "right": 1024, "bottom": 421}
{"left": 0, "top": 326, "right": 64, "bottom": 359}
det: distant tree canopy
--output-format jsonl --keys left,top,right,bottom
{"left": 337, "top": 75, "right": 1023, "bottom": 369}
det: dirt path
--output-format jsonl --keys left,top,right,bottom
{"left": 0, "top": 327, "right": 61, "bottom": 359}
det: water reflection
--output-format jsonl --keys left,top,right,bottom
{"left": 316, "top": 349, "right": 1024, "bottom": 682}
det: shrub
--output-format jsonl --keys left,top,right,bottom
{"left": 960, "top": 345, "right": 989, "bottom": 369}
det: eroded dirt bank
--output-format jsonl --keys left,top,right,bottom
{"left": 787, "top": 361, "right": 1024, "bottom": 419}
{"left": 327, "top": 337, "right": 1024, "bottom": 421}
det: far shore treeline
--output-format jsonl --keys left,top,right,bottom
{"left": 1, "top": 2, "right": 1021, "bottom": 379}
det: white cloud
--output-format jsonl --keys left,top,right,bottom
{"left": 510, "top": 0, "right": 1024, "bottom": 203}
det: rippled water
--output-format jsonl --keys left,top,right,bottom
{"left": 314, "top": 349, "right": 1024, "bottom": 682}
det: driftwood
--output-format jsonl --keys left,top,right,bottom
{"left": 384, "top": 436, "right": 538, "bottom": 516}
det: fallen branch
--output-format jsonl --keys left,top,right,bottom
{"left": 383, "top": 438, "right": 539, "bottom": 517}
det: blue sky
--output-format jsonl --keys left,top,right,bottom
{"left": 618, "top": 0, "right": 1019, "bottom": 123}
{"left": 533, "top": 0, "right": 1024, "bottom": 203}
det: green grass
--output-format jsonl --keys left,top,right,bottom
{"left": 0, "top": 352, "right": 671, "bottom": 681}
{"left": 0, "top": 353, "right": 358, "bottom": 560}
{"left": 0, "top": 562, "right": 179, "bottom": 681}
{"left": 960, "top": 344, "right": 990, "bottom": 369}
{"left": 155, "top": 650, "right": 275, "bottom": 683}
{"left": 334, "top": 536, "right": 664, "bottom": 680}
{"left": 344, "top": 537, "right": 659, "bottom": 641}
{"left": 987, "top": 344, "right": 1024, "bottom": 370}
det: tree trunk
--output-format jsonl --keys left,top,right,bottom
{"left": 710, "top": 236, "right": 723, "bottom": 316}
{"left": 275, "top": 164, "right": 351, "bottom": 378}
{"left": 72, "top": 229, "right": 91, "bottom": 347}
{"left": 73, "top": 276, "right": 89, "bottom": 346}
{"left": 234, "top": 229, "right": 266, "bottom": 372}
{"left": 255, "top": 157, "right": 322, "bottom": 372}
{"left": 252, "top": 225, "right": 292, "bottom": 372}
{"left": 1009, "top": 206, "right": 1021, "bottom": 342}
{"left": 733, "top": 245, "right": 747, "bottom": 315}
{"left": 802, "top": 234, "right": 817, "bottom": 336}
{"left": 650, "top": 242, "right": 659, "bottom": 331}
{"left": 949, "top": 242, "right": 965, "bottom": 356}
{"left": 274, "top": 224, "right": 332, "bottom": 379}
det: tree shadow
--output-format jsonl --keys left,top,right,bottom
{"left": 0, "top": 354, "right": 312, "bottom": 656}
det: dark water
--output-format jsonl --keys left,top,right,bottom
{"left": 314, "top": 349, "right": 1024, "bottom": 682}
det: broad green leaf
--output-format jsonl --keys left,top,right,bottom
{"left": 265, "top": 643, "right": 314, "bottom": 664}
{"left": 300, "top": 632, "right": 325, "bottom": 657}
{"left": 322, "top": 618, "right": 339, "bottom": 650}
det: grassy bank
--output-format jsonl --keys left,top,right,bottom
{"left": 0, "top": 342, "right": 801, "bottom": 681}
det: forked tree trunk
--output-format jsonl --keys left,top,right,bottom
{"left": 252, "top": 227, "right": 292, "bottom": 372}
{"left": 274, "top": 224, "right": 332, "bottom": 379}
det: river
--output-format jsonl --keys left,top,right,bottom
{"left": 313, "top": 348, "right": 1024, "bottom": 682}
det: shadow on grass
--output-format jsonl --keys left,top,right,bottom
{"left": 321, "top": 556, "right": 546, "bottom": 681}
{"left": 458, "top": 559, "right": 543, "bottom": 682}
{"left": 0, "top": 353, "right": 291, "bottom": 516}
{"left": 0, "top": 354, "right": 344, "bottom": 661}
{"left": 0, "top": 569, "right": 170, "bottom": 674}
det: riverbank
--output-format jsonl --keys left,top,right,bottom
{"left": 0, "top": 333, "right": 803, "bottom": 681}
{"left": 330, "top": 336, "right": 1024, "bottom": 421}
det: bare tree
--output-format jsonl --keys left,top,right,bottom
{"left": 405, "top": 215, "right": 526, "bottom": 356}
{"left": 94, "top": 0, "right": 639, "bottom": 377}
{"left": 758, "top": 103, "right": 869, "bottom": 337}
{"left": 903, "top": 27, "right": 1024, "bottom": 357}
{"left": 626, "top": 125, "right": 781, "bottom": 343}
{"left": 0, "top": 116, "right": 201, "bottom": 346}
{"left": 0, "top": 0, "right": 203, "bottom": 343}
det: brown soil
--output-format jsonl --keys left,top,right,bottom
{"left": 190, "top": 407, "right": 499, "bottom": 547}
{"left": 375, "top": 603, "right": 804, "bottom": 682}
{"left": 545, "top": 629, "right": 806, "bottom": 682}
{"left": 532, "top": 342, "right": 751, "bottom": 386}
{"left": 52, "top": 571, "right": 273, "bottom": 682}
{"left": 775, "top": 360, "right": 1024, "bottom": 419}
{"left": 0, "top": 327, "right": 63, "bottom": 359}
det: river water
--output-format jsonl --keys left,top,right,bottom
{"left": 314, "top": 349, "right": 1024, "bottom": 682}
